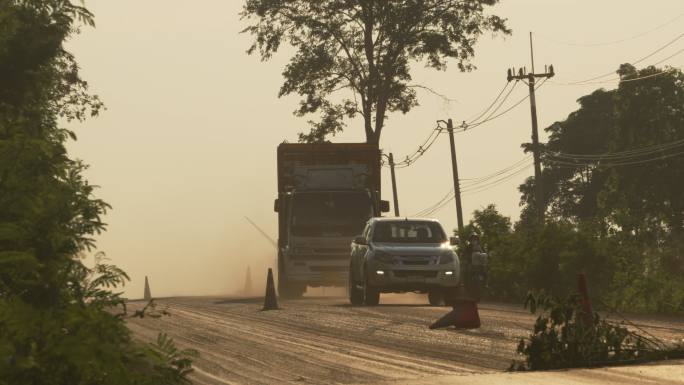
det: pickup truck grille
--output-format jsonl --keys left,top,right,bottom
{"left": 395, "top": 256, "right": 436, "bottom": 266}
{"left": 401, "top": 259, "right": 430, "bottom": 265}
{"left": 393, "top": 270, "right": 438, "bottom": 278}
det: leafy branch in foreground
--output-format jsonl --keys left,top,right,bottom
{"left": 510, "top": 291, "right": 684, "bottom": 371}
{"left": 0, "top": 1, "right": 196, "bottom": 384}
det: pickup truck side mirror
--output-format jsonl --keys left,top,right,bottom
{"left": 353, "top": 236, "right": 367, "bottom": 245}
{"left": 380, "top": 200, "right": 390, "bottom": 213}
{"left": 274, "top": 198, "right": 279, "bottom": 212}
{"left": 449, "top": 236, "right": 459, "bottom": 246}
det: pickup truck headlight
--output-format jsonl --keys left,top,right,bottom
{"left": 373, "top": 250, "right": 393, "bottom": 263}
{"left": 439, "top": 254, "right": 454, "bottom": 264}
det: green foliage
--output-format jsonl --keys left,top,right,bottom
{"left": 511, "top": 291, "right": 684, "bottom": 371}
{"left": 241, "top": 0, "right": 510, "bottom": 143}
{"left": 0, "top": 1, "right": 196, "bottom": 383}
{"left": 527, "top": 65, "right": 684, "bottom": 232}
{"left": 483, "top": 65, "right": 684, "bottom": 312}
{"left": 0, "top": 259, "right": 198, "bottom": 385}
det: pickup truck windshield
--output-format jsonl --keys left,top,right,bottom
{"left": 290, "top": 192, "right": 372, "bottom": 236}
{"left": 372, "top": 221, "right": 446, "bottom": 244}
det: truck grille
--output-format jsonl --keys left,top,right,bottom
{"left": 313, "top": 248, "right": 349, "bottom": 254}
{"left": 290, "top": 254, "right": 350, "bottom": 260}
{"left": 309, "top": 266, "right": 349, "bottom": 272}
{"left": 393, "top": 270, "right": 438, "bottom": 278}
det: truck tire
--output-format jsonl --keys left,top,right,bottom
{"left": 279, "top": 281, "right": 305, "bottom": 299}
{"left": 428, "top": 290, "right": 444, "bottom": 306}
{"left": 278, "top": 257, "right": 305, "bottom": 299}
{"left": 348, "top": 265, "right": 364, "bottom": 306}
{"left": 363, "top": 276, "right": 380, "bottom": 306}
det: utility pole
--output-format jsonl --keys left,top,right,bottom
{"left": 507, "top": 32, "right": 554, "bottom": 223}
{"left": 387, "top": 153, "right": 400, "bottom": 217}
{"left": 444, "top": 118, "right": 464, "bottom": 232}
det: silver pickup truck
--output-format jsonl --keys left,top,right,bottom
{"left": 348, "top": 217, "right": 460, "bottom": 306}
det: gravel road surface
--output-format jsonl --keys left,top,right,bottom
{"left": 126, "top": 295, "right": 684, "bottom": 385}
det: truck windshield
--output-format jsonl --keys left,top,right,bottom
{"left": 290, "top": 192, "right": 372, "bottom": 236}
{"left": 372, "top": 221, "right": 446, "bottom": 244}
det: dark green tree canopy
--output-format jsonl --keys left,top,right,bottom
{"left": 519, "top": 64, "right": 684, "bottom": 239}
{"left": 241, "top": 0, "right": 509, "bottom": 143}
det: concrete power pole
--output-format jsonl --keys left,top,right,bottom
{"left": 388, "top": 153, "right": 400, "bottom": 217}
{"left": 445, "top": 119, "right": 464, "bottom": 233}
{"left": 507, "top": 32, "right": 554, "bottom": 223}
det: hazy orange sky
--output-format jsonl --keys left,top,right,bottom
{"left": 65, "top": 1, "right": 684, "bottom": 297}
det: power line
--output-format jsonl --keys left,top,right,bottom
{"left": 464, "top": 80, "right": 520, "bottom": 127}
{"left": 550, "top": 48, "right": 683, "bottom": 87}
{"left": 555, "top": 32, "right": 684, "bottom": 85}
{"left": 544, "top": 138, "right": 684, "bottom": 160}
{"left": 460, "top": 156, "right": 533, "bottom": 187}
{"left": 416, "top": 163, "right": 533, "bottom": 217}
{"left": 462, "top": 163, "right": 533, "bottom": 195}
{"left": 462, "top": 78, "right": 548, "bottom": 131}
{"left": 411, "top": 156, "right": 533, "bottom": 217}
{"left": 386, "top": 125, "right": 444, "bottom": 168}
{"left": 464, "top": 82, "right": 512, "bottom": 124}
{"left": 546, "top": 150, "right": 684, "bottom": 167}
{"left": 537, "top": 13, "right": 684, "bottom": 47}
{"left": 416, "top": 139, "right": 684, "bottom": 217}
{"left": 543, "top": 138, "right": 684, "bottom": 167}
{"left": 388, "top": 78, "right": 545, "bottom": 169}
{"left": 551, "top": 66, "right": 681, "bottom": 86}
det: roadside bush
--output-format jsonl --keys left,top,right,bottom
{"left": 466, "top": 206, "right": 683, "bottom": 313}
{"left": 511, "top": 291, "right": 684, "bottom": 371}
{"left": 0, "top": 258, "right": 197, "bottom": 385}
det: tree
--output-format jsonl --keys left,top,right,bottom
{"left": 513, "top": 64, "right": 684, "bottom": 312}
{"left": 0, "top": 2, "right": 195, "bottom": 383}
{"left": 241, "top": 0, "right": 509, "bottom": 143}
{"left": 523, "top": 64, "right": 684, "bottom": 238}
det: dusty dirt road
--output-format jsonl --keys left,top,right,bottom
{"left": 126, "top": 295, "right": 684, "bottom": 385}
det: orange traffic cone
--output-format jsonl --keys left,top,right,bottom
{"left": 262, "top": 268, "right": 279, "bottom": 311}
{"left": 429, "top": 300, "right": 480, "bottom": 329}
{"left": 143, "top": 276, "right": 152, "bottom": 301}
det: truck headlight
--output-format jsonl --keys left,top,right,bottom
{"left": 439, "top": 254, "right": 454, "bottom": 264}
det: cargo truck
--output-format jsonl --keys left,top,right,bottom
{"left": 274, "top": 143, "right": 390, "bottom": 298}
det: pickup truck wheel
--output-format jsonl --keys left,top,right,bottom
{"left": 348, "top": 266, "right": 364, "bottom": 306}
{"left": 428, "top": 290, "right": 445, "bottom": 306}
{"left": 363, "top": 277, "right": 380, "bottom": 306}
